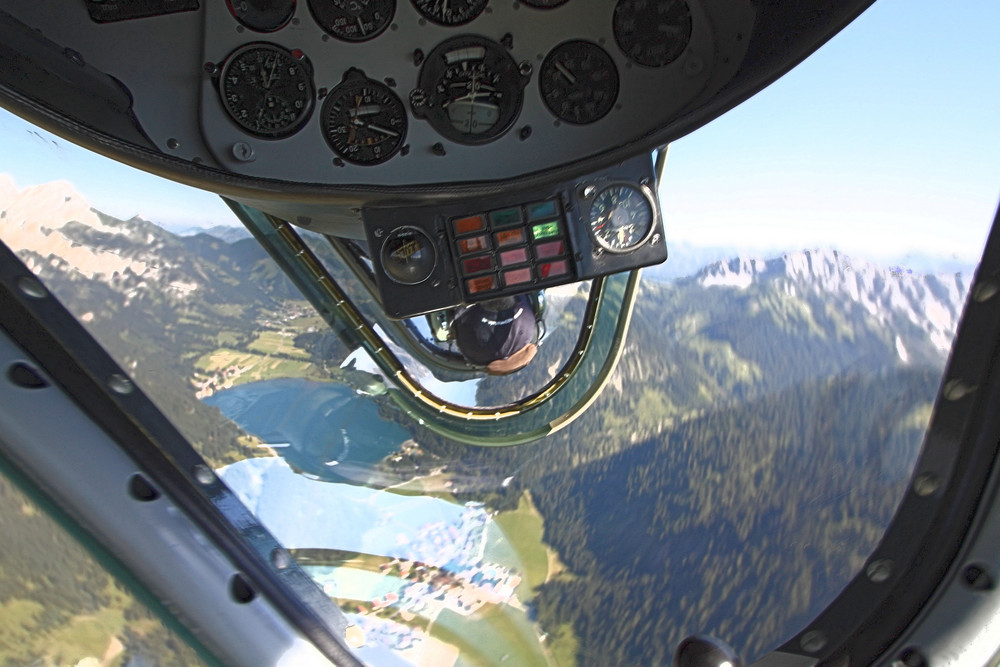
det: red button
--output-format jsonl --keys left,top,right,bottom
{"left": 462, "top": 255, "right": 493, "bottom": 274}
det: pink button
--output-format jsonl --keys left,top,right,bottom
{"left": 538, "top": 259, "right": 568, "bottom": 278}
{"left": 500, "top": 247, "right": 529, "bottom": 266}
{"left": 503, "top": 267, "right": 533, "bottom": 286}
{"left": 535, "top": 240, "right": 565, "bottom": 259}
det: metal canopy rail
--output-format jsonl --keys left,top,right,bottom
{"left": 227, "top": 200, "right": 640, "bottom": 447}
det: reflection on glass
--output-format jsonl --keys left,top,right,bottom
{"left": 2, "top": 0, "right": 998, "bottom": 658}
{"left": 0, "top": 470, "right": 208, "bottom": 666}
{"left": 0, "top": 165, "right": 982, "bottom": 664}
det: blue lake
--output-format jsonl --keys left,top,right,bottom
{"left": 204, "top": 378, "right": 410, "bottom": 484}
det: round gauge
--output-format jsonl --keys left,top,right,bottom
{"left": 588, "top": 184, "right": 656, "bottom": 253}
{"left": 411, "top": 0, "right": 487, "bottom": 25}
{"left": 321, "top": 70, "right": 407, "bottom": 165}
{"left": 219, "top": 43, "right": 315, "bottom": 138}
{"left": 226, "top": 0, "right": 296, "bottom": 32}
{"left": 613, "top": 0, "right": 692, "bottom": 67}
{"left": 539, "top": 40, "right": 618, "bottom": 125}
{"left": 380, "top": 227, "right": 437, "bottom": 285}
{"left": 411, "top": 35, "right": 528, "bottom": 145}
{"left": 308, "top": 0, "right": 394, "bottom": 42}
{"left": 520, "top": 0, "right": 569, "bottom": 7}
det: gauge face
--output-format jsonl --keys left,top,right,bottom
{"left": 321, "top": 72, "right": 407, "bottom": 165}
{"left": 613, "top": 0, "right": 692, "bottom": 67}
{"left": 219, "top": 43, "right": 315, "bottom": 138}
{"left": 226, "top": 0, "right": 296, "bottom": 32}
{"left": 380, "top": 227, "right": 437, "bottom": 285}
{"left": 411, "top": 0, "right": 487, "bottom": 25}
{"left": 539, "top": 40, "right": 618, "bottom": 125}
{"left": 588, "top": 184, "right": 655, "bottom": 253}
{"left": 308, "top": 0, "right": 394, "bottom": 42}
{"left": 412, "top": 36, "right": 527, "bottom": 145}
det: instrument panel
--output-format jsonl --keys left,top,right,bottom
{"left": 193, "top": 0, "right": 756, "bottom": 185}
{"left": 0, "top": 0, "right": 755, "bottom": 234}
{"left": 363, "top": 154, "right": 665, "bottom": 318}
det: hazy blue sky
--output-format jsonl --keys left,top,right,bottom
{"left": 1, "top": 0, "right": 997, "bottom": 263}
{"left": 660, "top": 0, "right": 1000, "bottom": 263}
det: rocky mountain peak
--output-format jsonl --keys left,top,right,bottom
{"left": 0, "top": 178, "right": 199, "bottom": 301}
{"left": 696, "top": 248, "right": 971, "bottom": 353}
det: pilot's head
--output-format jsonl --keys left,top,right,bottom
{"left": 452, "top": 295, "right": 539, "bottom": 375}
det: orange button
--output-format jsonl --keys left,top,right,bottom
{"left": 466, "top": 275, "right": 497, "bottom": 294}
{"left": 454, "top": 215, "right": 485, "bottom": 235}
{"left": 458, "top": 235, "right": 489, "bottom": 255}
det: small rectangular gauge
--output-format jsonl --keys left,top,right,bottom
{"left": 445, "top": 46, "right": 487, "bottom": 64}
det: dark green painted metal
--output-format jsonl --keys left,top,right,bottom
{"left": 227, "top": 199, "right": 640, "bottom": 447}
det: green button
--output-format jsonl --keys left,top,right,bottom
{"left": 527, "top": 200, "right": 558, "bottom": 220}
{"left": 531, "top": 220, "right": 561, "bottom": 240}
{"left": 489, "top": 207, "right": 522, "bottom": 228}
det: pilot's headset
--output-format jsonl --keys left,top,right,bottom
{"left": 429, "top": 291, "right": 547, "bottom": 346}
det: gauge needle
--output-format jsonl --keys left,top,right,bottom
{"left": 357, "top": 17, "right": 366, "bottom": 35}
{"left": 264, "top": 57, "right": 278, "bottom": 89}
{"left": 350, "top": 105, "right": 382, "bottom": 118}
{"left": 348, "top": 95, "right": 362, "bottom": 144}
{"left": 363, "top": 123, "right": 399, "bottom": 138}
{"left": 555, "top": 62, "right": 577, "bottom": 85}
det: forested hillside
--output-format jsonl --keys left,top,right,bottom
{"left": 529, "top": 367, "right": 938, "bottom": 664}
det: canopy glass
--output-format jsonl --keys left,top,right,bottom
{"left": 0, "top": 0, "right": 998, "bottom": 664}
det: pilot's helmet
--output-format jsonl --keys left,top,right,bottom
{"left": 453, "top": 295, "right": 538, "bottom": 375}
